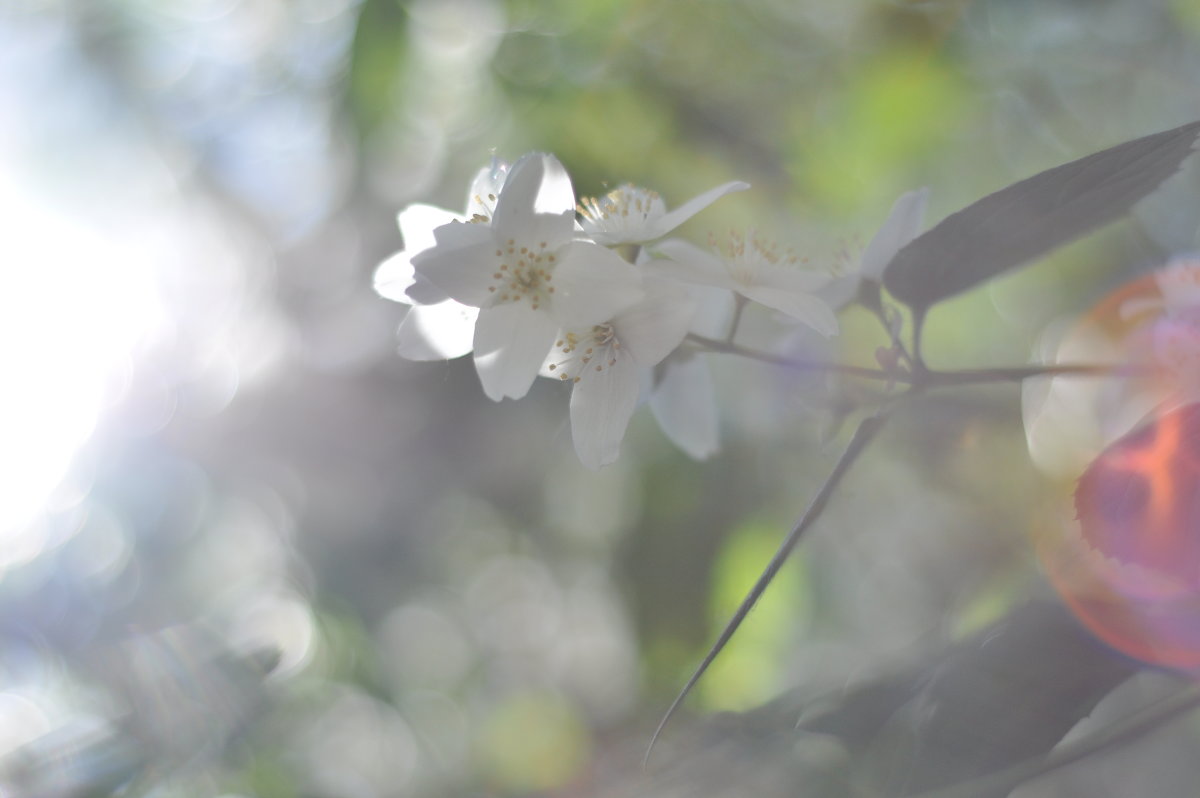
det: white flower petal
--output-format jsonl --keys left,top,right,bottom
{"left": 741, "top": 285, "right": 839, "bottom": 336}
{"left": 649, "top": 239, "right": 740, "bottom": 292}
{"left": 755, "top": 264, "right": 832, "bottom": 294}
{"left": 578, "top": 185, "right": 669, "bottom": 246}
{"left": 466, "top": 159, "right": 509, "bottom": 218}
{"left": 645, "top": 181, "right": 750, "bottom": 241}
{"left": 512, "top": 209, "right": 577, "bottom": 251}
{"left": 534, "top": 154, "right": 575, "bottom": 215}
{"left": 473, "top": 303, "right": 559, "bottom": 400}
{"left": 491, "top": 153, "right": 575, "bottom": 234}
{"left": 551, "top": 242, "right": 644, "bottom": 326}
{"left": 860, "top": 187, "right": 928, "bottom": 280}
{"left": 411, "top": 223, "right": 498, "bottom": 306}
{"left": 570, "top": 354, "right": 641, "bottom": 469}
{"left": 399, "top": 204, "right": 462, "bottom": 253}
{"left": 686, "top": 284, "right": 737, "bottom": 338}
{"left": 376, "top": 205, "right": 465, "bottom": 303}
{"left": 815, "top": 274, "right": 861, "bottom": 311}
{"left": 491, "top": 152, "right": 545, "bottom": 231}
{"left": 374, "top": 250, "right": 419, "bottom": 303}
{"left": 406, "top": 274, "right": 451, "bottom": 305}
{"left": 612, "top": 281, "right": 696, "bottom": 367}
{"left": 396, "top": 300, "right": 478, "bottom": 360}
{"left": 650, "top": 353, "right": 719, "bottom": 460}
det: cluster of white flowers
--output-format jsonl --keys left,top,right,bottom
{"left": 375, "top": 152, "right": 924, "bottom": 468}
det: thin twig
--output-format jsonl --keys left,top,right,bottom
{"left": 686, "top": 333, "right": 1148, "bottom": 387}
{"left": 911, "top": 306, "right": 927, "bottom": 372}
{"left": 924, "top": 362, "right": 1152, "bottom": 386}
{"left": 685, "top": 334, "right": 909, "bottom": 383}
{"left": 644, "top": 411, "right": 890, "bottom": 766}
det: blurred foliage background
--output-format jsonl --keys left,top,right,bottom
{"left": 5, "top": 0, "right": 1200, "bottom": 796}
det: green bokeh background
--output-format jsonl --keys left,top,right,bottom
{"left": 4, "top": 0, "right": 1200, "bottom": 795}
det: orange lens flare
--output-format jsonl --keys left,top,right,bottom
{"left": 1037, "top": 261, "right": 1200, "bottom": 669}
{"left": 1075, "top": 404, "right": 1200, "bottom": 580}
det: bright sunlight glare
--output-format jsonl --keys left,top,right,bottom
{"left": 0, "top": 174, "right": 162, "bottom": 563}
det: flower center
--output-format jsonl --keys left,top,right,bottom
{"left": 578, "top": 186, "right": 664, "bottom": 236}
{"left": 829, "top": 234, "right": 865, "bottom": 277}
{"left": 547, "top": 324, "right": 622, "bottom": 383}
{"left": 486, "top": 238, "right": 558, "bottom": 311}
{"left": 710, "top": 229, "right": 806, "bottom": 285}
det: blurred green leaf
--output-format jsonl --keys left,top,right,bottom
{"left": 347, "top": 0, "right": 410, "bottom": 138}
{"left": 794, "top": 49, "right": 970, "bottom": 211}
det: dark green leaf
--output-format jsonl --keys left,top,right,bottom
{"left": 883, "top": 121, "right": 1200, "bottom": 311}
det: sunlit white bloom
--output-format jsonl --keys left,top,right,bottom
{"left": 413, "top": 153, "right": 644, "bottom": 401}
{"left": 375, "top": 205, "right": 479, "bottom": 360}
{"left": 373, "top": 160, "right": 513, "bottom": 360}
{"left": 652, "top": 233, "right": 838, "bottom": 337}
{"left": 543, "top": 280, "right": 696, "bottom": 469}
{"left": 577, "top": 181, "right": 750, "bottom": 246}
{"left": 821, "top": 187, "right": 929, "bottom": 309}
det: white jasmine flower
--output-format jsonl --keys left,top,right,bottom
{"left": 372, "top": 160, "right": 515, "bottom": 360}
{"left": 821, "top": 187, "right": 929, "bottom": 309}
{"left": 652, "top": 232, "right": 838, "bottom": 337}
{"left": 577, "top": 181, "right": 749, "bottom": 246}
{"left": 413, "top": 153, "right": 644, "bottom": 401}
{"left": 544, "top": 280, "right": 696, "bottom": 469}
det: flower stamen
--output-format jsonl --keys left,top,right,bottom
{"left": 578, "top": 186, "right": 666, "bottom": 240}
{"left": 708, "top": 229, "right": 809, "bottom": 286}
{"left": 548, "top": 324, "right": 623, "bottom": 383}
{"left": 486, "top": 239, "right": 558, "bottom": 310}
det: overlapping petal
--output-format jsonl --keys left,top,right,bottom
{"left": 650, "top": 352, "right": 719, "bottom": 461}
{"left": 860, "top": 188, "right": 929, "bottom": 280}
{"left": 570, "top": 355, "right": 641, "bottom": 470}
{"left": 410, "top": 222, "right": 502, "bottom": 307}
{"left": 396, "top": 301, "right": 478, "bottom": 361}
{"left": 376, "top": 203, "right": 482, "bottom": 359}
{"left": 474, "top": 302, "right": 560, "bottom": 400}
{"left": 652, "top": 238, "right": 837, "bottom": 336}
{"left": 650, "top": 181, "right": 750, "bottom": 242}
{"left": 651, "top": 240, "right": 741, "bottom": 292}
{"left": 817, "top": 188, "right": 929, "bottom": 310}
{"left": 551, "top": 242, "right": 645, "bottom": 326}
{"left": 579, "top": 181, "right": 749, "bottom": 246}
{"left": 740, "top": 286, "right": 838, "bottom": 336}
{"left": 373, "top": 204, "right": 462, "bottom": 303}
{"left": 609, "top": 278, "right": 695, "bottom": 366}
{"left": 548, "top": 280, "right": 696, "bottom": 468}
